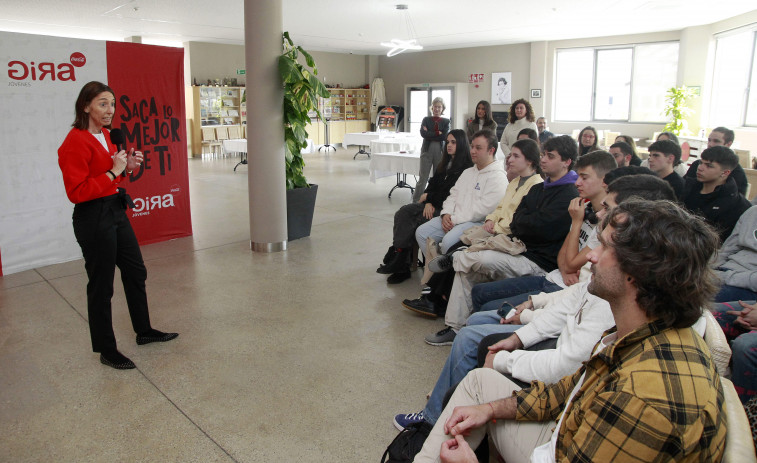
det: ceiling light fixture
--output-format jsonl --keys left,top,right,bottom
{"left": 380, "top": 4, "right": 423, "bottom": 57}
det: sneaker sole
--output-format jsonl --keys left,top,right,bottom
{"left": 392, "top": 417, "right": 406, "bottom": 432}
{"left": 424, "top": 337, "right": 454, "bottom": 346}
{"left": 401, "top": 302, "right": 438, "bottom": 319}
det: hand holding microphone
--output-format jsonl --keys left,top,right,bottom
{"left": 110, "top": 128, "right": 143, "bottom": 177}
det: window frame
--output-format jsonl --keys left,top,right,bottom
{"left": 553, "top": 41, "right": 679, "bottom": 124}
{"left": 711, "top": 26, "right": 757, "bottom": 128}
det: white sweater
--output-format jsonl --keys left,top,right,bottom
{"left": 493, "top": 281, "right": 615, "bottom": 384}
{"left": 498, "top": 118, "right": 538, "bottom": 158}
{"left": 441, "top": 160, "right": 508, "bottom": 225}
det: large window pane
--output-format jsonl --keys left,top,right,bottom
{"left": 711, "top": 31, "right": 754, "bottom": 128}
{"left": 631, "top": 43, "right": 679, "bottom": 122}
{"left": 745, "top": 35, "right": 757, "bottom": 127}
{"left": 594, "top": 49, "right": 632, "bottom": 120}
{"left": 555, "top": 49, "right": 593, "bottom": 121}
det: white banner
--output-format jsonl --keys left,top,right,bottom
{"left": 0, "top": 32, "right": 107, "bottom": 274}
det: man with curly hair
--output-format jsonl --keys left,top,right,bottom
{"left": 414, "top": 200, "right": 726, "bottom": 463}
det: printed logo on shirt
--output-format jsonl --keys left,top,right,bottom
{"left": 474, "top": 183, "right": 481, "bottom": 190}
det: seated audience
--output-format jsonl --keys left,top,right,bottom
{"left": 419, "top": 136, "right": 579, "bottom": 346}
{"left": 394, "top": 174, "right": 678, "bottom": 435}
{"left": 711, "top": 300, "right": 757, "bottom": 403}
{"left": 682, "top": 145, "right": 751, "bottom": 243}
{"left": 377, "top": 129, "right": 472, "bottom": 283}
{"left": 614, "top": 134, "right": 643, "bottom": 166}
{"left": 414, "top": 200, "right": 725, "bottom": 463}
{"left": 414, "top": 131, "right": 507, "bottom": 257}
{"left": 536, "top": 117, "right": 554, "bottom": 147}
{"left": 713, "top": 205, "right": 757, "bottom": 302}
{"left": 470, "top": 168, "right": 666, "bottom": 314}
{"left": 608, "top": 141, "right": 635, "bottom": 167}
{"left": 647, "top": 139, "right": 685, "bottom": 199}
{"left": 577, "top": 126, "right": 598, "bottom": 156}
{"left": 642, "top": 131, "right": 687, "bottom": 176}
{"left": 685, "top": 126, "right": 748, "bottom": 196}
{"left": 394, "top": 280, "right": 614, "bottom": 433}
{"left": 465, "top": 100, "right": 497, "bottom": 141}
{"left": 498, "top": 99, "right": 538, "bottom": 158}
{"left": 403, "top": 139, "right": 543, "bottom": 317}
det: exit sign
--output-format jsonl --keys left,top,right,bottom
{"left": 236, "top": 69, "right": 246, "bottom": 75}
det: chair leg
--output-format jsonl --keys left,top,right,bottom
{"left": 410, "top": 242, "right": 419, "bottom": 271}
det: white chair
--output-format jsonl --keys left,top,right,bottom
{"left": 201, "top": 127, "right": 221, "bottom": 156}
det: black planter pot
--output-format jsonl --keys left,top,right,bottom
{"left": 286, "top": 184, "right": 318, "bottom": 241}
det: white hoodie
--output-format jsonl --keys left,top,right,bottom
{"left": 441, "top": 160, "right": 508, "bottom": 225}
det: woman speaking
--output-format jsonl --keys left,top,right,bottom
{"left": 58, "top": 81, "right": 177, "bottom": 370}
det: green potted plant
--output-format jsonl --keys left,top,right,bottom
{"left": 279, "top": 32, "right": 331, "bottom": 240}
{"left": 662, "top": 85, "right": 698, "bottom": 136}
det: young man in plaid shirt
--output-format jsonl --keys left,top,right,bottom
{"left": 413, "top": 200, "right": 726, "bottom": 463}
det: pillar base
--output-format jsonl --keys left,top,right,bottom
{"left": 251, "top": 241, "right": 287, "bottom": 253}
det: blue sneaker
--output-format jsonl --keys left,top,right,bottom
{"left": 393, "top": 411, "right": 426, "bottom": 431}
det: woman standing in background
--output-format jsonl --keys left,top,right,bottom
{"left": 498, "top": 98, "right": 537, "bottom": 158}
{"left": 414, "top": 97, "right": 450, "bottom": 202}
{"left": 466, "top": 100, "right": 497, "bottom": 141}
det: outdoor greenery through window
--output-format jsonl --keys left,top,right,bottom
{"left": 554, "top": 42, "right": 679, "bottom": 123}
{"left": 710, "top": 26, "right": 757, "bottom": 128}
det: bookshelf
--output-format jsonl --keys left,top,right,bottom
{"left": 190, "top": 86, "right": 245, "bottom": 156}
{"left": 315, "top": 88, "right": 371, "bottom": 144}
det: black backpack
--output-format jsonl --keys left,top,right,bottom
{"left": 381, "top": 421, "right": 432, "bottom": 463}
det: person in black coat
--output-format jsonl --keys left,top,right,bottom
{"left": 683, "top": 146, "right": 751, "bottom": 243}
{"left": 685, "top": 127, "right": 748, "bottom": 196}
{"left": 378, "top": 129, "right": 473, "bottom": 283}
{"left": 413, "top": 97, "right": 451, "bottom": 202}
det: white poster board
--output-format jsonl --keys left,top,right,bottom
{"left": 0, "top": 32, "right": 107, "bottom": 274}
{"left": 491, "top": 72, "right": 512, "bottom": 105}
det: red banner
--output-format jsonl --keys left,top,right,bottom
{"left": 106, "top": 42, "right": 192, "bottom": 244}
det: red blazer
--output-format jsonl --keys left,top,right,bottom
{"left": 58, "top": 128, "right": 122, "bottom": 204}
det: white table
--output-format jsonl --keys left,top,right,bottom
{"left": 342, "top": 132, "right": 378, "bottom": 159}
{"left": 223, "top": 138, "right": 314, "bottom": 171}
{"left": 369, "top": 133, "right": 423, "bottom": 155}
{"left": 368, "top": 150, "right": 421, "bottom": 198}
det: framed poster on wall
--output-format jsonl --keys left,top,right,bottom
{"left": 491, "top": 72, "right": 512, "bottom": 105}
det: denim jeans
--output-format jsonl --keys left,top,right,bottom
{"left": 714, "top": 284, "right": 757, "bottom": 303}
{"left": 711, "top": 301, "right": 757, "bottom": 403}
{"left": 422, "top": 318, "right": 522, "bottom": 424}
{"left": 415, "top": 216, "right": 481, "bottom": 256}
{"left": 471, "top": 275, "right": 563, "bottom": 313}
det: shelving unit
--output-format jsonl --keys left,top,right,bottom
{"left": 190, "top": 86, "right": 245, "bottom": 156}
{"left": 312, "top": 88, "right": 371, "bottom": 145}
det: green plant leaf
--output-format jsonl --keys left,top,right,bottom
{"left": 297, "top": 46, "right": 315, "bottom": 68}
{"left": 279, "top": 56, "right": 304, "bottom": 84}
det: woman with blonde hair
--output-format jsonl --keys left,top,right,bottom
{"left": 414, "top": 97, "right": 450, "bottom": 202}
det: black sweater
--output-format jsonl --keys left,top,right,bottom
{"left": 683, "top": 177, "right": 751, "bottom": 243}
{"left": 510, "top": 182, "right": 579, "bottom": 272}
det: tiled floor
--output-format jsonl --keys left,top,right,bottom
{"left": 0, "top": 148, "right": 451, "bottom": 462}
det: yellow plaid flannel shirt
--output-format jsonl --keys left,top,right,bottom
{"left": 514, "top": 319, "right": 727, "bottom": 462}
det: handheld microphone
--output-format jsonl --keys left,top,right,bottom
{"left": 109, "top": 128, "right": 128, "bottom": 177}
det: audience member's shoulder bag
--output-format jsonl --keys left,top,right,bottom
{"left": 380, "top": 421, "right": 432, "bottom": 463}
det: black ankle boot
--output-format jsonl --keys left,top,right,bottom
{"left": 377, "top": 248, "right": 411, "bottom": 274}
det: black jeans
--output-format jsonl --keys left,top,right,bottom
{"left": 393, "top": 202, "right": 435, "bottom": 249}
{"left": 73, "top": 192, "right": 151, "bottom": 353}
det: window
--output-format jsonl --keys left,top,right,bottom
{"left": 711, "top": 27, "right": 757, "bottom": 128}
{"left": 554, "top": 42, "right": 679, "bottom": 123}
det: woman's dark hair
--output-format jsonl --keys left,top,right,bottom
{"left": 578, "top": 126, "right": 599, "bottom": 155}
{"left": 473, "top": 100, "right": 494, "bottom": 126}
{"left": 511, "top": 138, "right": 543, "bottom": 176}
{"left": 508, "top": 98, "right": 535, "bottom": 124}
{"left": 656, "top": 131, "right": 680, "bottom": 145}
{"left": 498, "top": 77, "right": 507, "bottom": 86}
{"left": 517, "top": 128, "right": 538, "bottom": 142}
{"left": 437, "top": 129, "right": 473, "bottom": 175}
{"left": 602, "top": 200, "right": 719, "bottom": 328}
{"left": 73, "top": 81, "right": 115, "bottom": 130}
{"left": 614, "top": 135, "right": 638, "bottom": 157}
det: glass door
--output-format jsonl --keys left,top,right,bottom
{"left": 407, "top": 86, "right": 454, "bottom": 134}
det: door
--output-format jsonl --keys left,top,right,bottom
{"left": 407, "top": 86, "right": 454, "bottom": 135}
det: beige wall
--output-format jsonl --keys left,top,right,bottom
{"left": 185, "top": 42, "right": 369, "bottom": 89}
{"left": 378, "top": 43, "right": 532, "bottom": 123}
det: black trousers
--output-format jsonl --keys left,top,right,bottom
{"left": 392, "top": 202, "right": 436, "bottom": 248}
{"left": 73, "top": 193, "right": 151, "bottom": 353}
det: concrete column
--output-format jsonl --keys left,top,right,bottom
{"left": 245, "top": 0, "right": 287, "bottom": 252}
